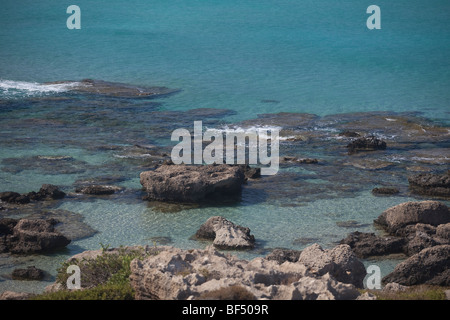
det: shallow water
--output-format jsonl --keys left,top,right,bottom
{"left": 1, "top": 0, "right": 449, "bottom": 294}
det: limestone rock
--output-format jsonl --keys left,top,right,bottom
{"left": 140, "top": 164, "right": 245, "bottom": 202}
{"left": 374, "top": 201, "right": 450, "bottom": 235}
{"left": 195, "top": 216, "right": 255, "bottom": 250}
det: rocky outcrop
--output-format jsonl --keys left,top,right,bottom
{"left": 374, "top": 201, "right": 450, "bottom": 235}
{"left": 382, "top": 245, "right": 450, "bottom": 286}
{"left": 297, "top": 244, "right": 366, "bottom": 288}
{"left": 408, "top": 171, "right": 450, "bottom": 198}
{"left": 347, "top": 136, "right": 387, "bottom": 154}
{"left": 195, "top": 216, "right": 255, "bottom": 250}
{"left": 265, "top": 248, "right": 302, "bottom": 264}
{"left": 0, "top": 218, "right": 70, "bottom": 254}
{"left": 140, "top": 164, "right": 246, "bottom": 202}
{"left": 0, "top": 184, "right": 65, "bottom": 205}
{"left": 129, "top": 244, "right": 362, "bottom": 300}
{"left": 340, "top": 231, "right": 406, "bottom": 258}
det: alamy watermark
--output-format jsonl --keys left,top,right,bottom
{"left": 66, "top": 5, "right": 381, "bottom": 30}
{"left": 365, "top": 265, "right": 382, "bottom": 289}
{"left": 170, "top": 121, "right": 279, "bottom": 175}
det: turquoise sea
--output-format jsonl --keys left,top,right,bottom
{"left": 0, "top": 0, "right": 449, "bottom": 293}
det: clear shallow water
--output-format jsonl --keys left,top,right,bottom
{"left": 0, "top": 0, "right": 449, "bottom": 294}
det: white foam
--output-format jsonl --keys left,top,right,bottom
{"left": 0, "top": 79, "right": 81, "bottom": 97}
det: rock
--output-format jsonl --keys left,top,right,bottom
{"left": 437, "top": 223, "right": 450, "bottom": 240}
{"left": 0, "top": 185, "right": 65, "bottom": 204}
{"left": 46, "top": 79, "right": 178, "bottom": 98}
{"left": 382, "top": 282, "right": 408, "bottom": 292}
{"left": 356, "top": 292, "right": 377, "bottom": 300}
{"left": 339, "top": 231, "right": 406, "bottom": 258}
{"left": 238, "top": 165, "right": 261, "bottom": 179}
{"left": 75, "top": 184, "right": 124, "bottom": 195}
{"left": 374, "top": 201, "right": 450, "bottom": 235}
{"left": 277, "top": 273, "right": 360, "bottom": 300}
{"left": 128, "top": 244, "right": 362, "bottom": 300}
{"left": 34, "top": 184, "right": 66, "bottom": 200}
{"left": 408, "top": 171, "right": 450, "bottom": 198}
{"left": 265, "top": 248, "right": 302, "bottom": 264}
{"left": 0, "top": 191, "right": 30, "bottom": 204}
{"left": 347, "top": 136, "right": 387, "bottom": 154}
{"left": 404, "top": 231, "right": 440, "bottom": 256}
{"left": 140, "top": 164, "right": 246, "bottom": 202}
{"left": 11, "top": 266, "right": 45, "bottom": 280}
{"left": 0, "top": 291, "right": 34, "bottom": 300}
{"left": 0, "top": 218, "right": 71, "bottom": 254}
{"left": 400, "top": 223, "right": 449, "bottom": 256}
{"left": 339, "top": 131, "right": 361, "bottom": 138}
{"left": 372, "top": 187, "right": 400, "bottom": 195}
{"left": 297, "top": 244, "right": 366, "bottom": 288}
{"left": 195, "top": 216, "right": 255, "bottom": 250}
{"left": 382, "top": 245, "right": 450, "bottom": 286}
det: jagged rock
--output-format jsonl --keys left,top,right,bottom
{"left": 265, "top": 248, "right": 302, "bottom": 264}
{"left": 0, "top": 184, "right": 65, "bottom": 204}
{"left": 297, "top": 244, "right": 366, "bottom": 288}
{"left": 347, "top": 136, "right": 387, "bottom": 154}
{"left": 340, "top": 231, "right": 406, "bottom": 258}
{"left": 0, "top": 291, "right": 34, "bottom": 300}
{"left": 11, "top": 266, "right": 45, "bottom": 280}
{"left": 0, "top": 191, "right": 30, "bottom": 204}
{"left": 408, "top": 171, "right": 450, "bottom": 198}
{"left": 0, "top": 218, "right": 71, "bottom": 254}
{"left": 128, "top": 244, "right": 363, "bottom": 300}
{"left": 33, "top": 184, "right": 66, "bottom": 200}
{"left": 140, "top": 164, "right": 245, "bottom": 202}
{"left": 382, "top": 245, "right": 450, "bottom": 286}
{"left": 195, "top": 216, "right": 255, "bottom": 250}
{"left": 382, "top": 282, "right": 408, "bottom": 292}
{"left": 437, "top": 223, "right": 450, "bottom": 240}
{"left": 374, "top": 201, "right": 450, "bottom": 235}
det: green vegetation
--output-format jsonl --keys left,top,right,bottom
{"left": 365, "top": 285, "right": 449, "bottom": 300}
{"left": 33, "top": 245, "right": 154, "bottom": 300}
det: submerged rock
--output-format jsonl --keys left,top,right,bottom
{"left": 195, "top": 216, "right": 255, "bottom": 250}
{"left": 46, "top": 79, "right": 179, "bottom": 98}
{"left": 372, "top": 187, "right": 400, "bottom": 195}
{"left": 346, "top": 136, "right": 387, "bottom": 154}
{"left": 11, "top": 266, "right": 45, "bottom": 281}
{"left": 0, "top": 218, "right": 70, "bottom": 254}
{"left": 140, "top": 164, "right": 245, "bottom": 202}
{"left": 75, "top": 184, "right": 124, "bottom": 195}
